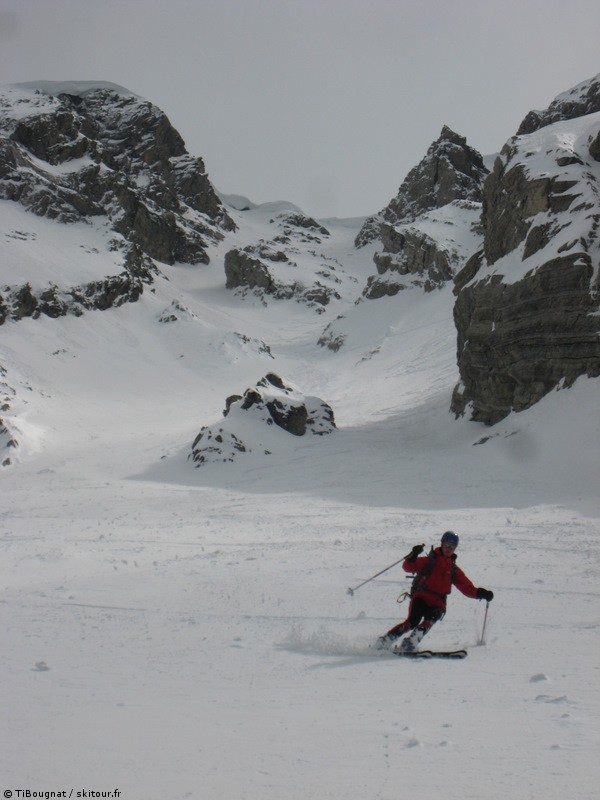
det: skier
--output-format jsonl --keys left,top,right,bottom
{"left": 376, "top": 531, "right": 494, "bottom": 652}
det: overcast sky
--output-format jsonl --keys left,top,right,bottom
{"left": 2, "top": 0, "right": 599, "bottom": 218}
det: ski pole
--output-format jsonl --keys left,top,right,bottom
{"left": 478, "top": 601, "right": 490, "bottom": 645}
{"left": 347, "top": 547, "right": 423, "bottom": 596}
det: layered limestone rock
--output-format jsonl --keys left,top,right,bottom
{"left": 451, "top": 101, "right": 600, "bottom": 424}
{"left": 356, "top": 127, "right": 487, "bottom": 297}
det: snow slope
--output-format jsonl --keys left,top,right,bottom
{"left": 1, "top": 195, "right": 599, "bottom": 800}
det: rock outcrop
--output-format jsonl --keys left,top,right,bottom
{"left": 269, "top": 211, "right": 330, "bottom": 244}
{"left": 356, "top": 127, "right": 488, "bottom": 297}
{"left": 0, "top": 246, "right": 156, "bottom": 323}
{"left": 189, "top": 373, "right": 336, "bottom": 466}
{"left": 517, "top": 72, "right": 600, "bottom": 135}
{"left": 1, "top": 83, "right": 234, "bottom": 254}
{"left": 451, "top": 92, "right": 600, "bottom": 424}
{"left": 356, "top": 126, "right": 488, "bottom": 246}
{"left": 222, "top": 210, "right": 338, "bottom": 310}
{"left": 0, "top": 364, "right": 18, "bottom": 466}
{"left": 225, "top": 245, "right": 339, "bottom": 313}
{"left": 0, "top": 82, "right": 234, "bottom": 323}
{"left": 361, "top": 199, "right": 483, "bottom": 298}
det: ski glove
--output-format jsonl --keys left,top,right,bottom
{"left": 476, "top": 588, "right": 494, "bottom": 602}
{"left": 406, "top": 544, "right": 425, "bottom": 562}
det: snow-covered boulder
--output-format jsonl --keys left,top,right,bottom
{"left": 189, "top": 373, "right": 336, "bottom": 466}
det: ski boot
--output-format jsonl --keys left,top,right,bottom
{"left": 374, "top": 634, "right": 397, "bottom": 651}
{"left": 396, "top": 627, "right": 425, "bottom": 653}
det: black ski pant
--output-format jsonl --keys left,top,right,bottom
{"left": 386, "top": 597, "right": 445, "bottom": 639}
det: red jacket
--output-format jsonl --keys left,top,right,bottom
{"left": 403, "top": 547, "right": 477, "bottom": 609}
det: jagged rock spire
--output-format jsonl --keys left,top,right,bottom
{"left": 356, "top": 126, "right": 488, "bottom": 248}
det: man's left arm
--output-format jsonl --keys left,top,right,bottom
{"left": 453, "top": 566, "right": 479, "bottom": 599}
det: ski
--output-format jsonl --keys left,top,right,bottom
{"left": 392, "top": 649, "right": 467, "bottom": 659}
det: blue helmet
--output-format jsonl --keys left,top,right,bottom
{"left": 441, "top": 531, "right": 459, "bottom": 547}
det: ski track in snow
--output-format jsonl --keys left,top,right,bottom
{"left": 1, "top": 202, "right": 599, "bottom": 800}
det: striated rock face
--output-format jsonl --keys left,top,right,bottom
{"left": 0, "top": 82, "right": 235, "bottom": 323}
{"left": 451, "top": 103, "right": 600, "bottom": 424}
{"left": 357, "top": 127, "right": 487, "bottom": 297}
{"left": 189, "top": 373, "right": 336, "bottom": 466}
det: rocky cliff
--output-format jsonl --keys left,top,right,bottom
{"left": 517, "top": 72, "right": 600, "bottom": 135}
{"left": 2, "top": 76, "right": 598, "bottom": 432}
{"left": 451, "top": 76, "right": 600, "bottom": 424}
{"left": 223, "top": 210, "right": 343, "bottom": 311}
{"left": 356, "top": 127, "right": 488, "bottom": 297}
{"left": 0, "top": 363, "right": 18, "bottom": 465}
{"left": 0, "top": 81, "right": 234, "bottom": 322}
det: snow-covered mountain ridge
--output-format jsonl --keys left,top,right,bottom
{"left": 1, "top": 78, "right": 599, "bottom": 800}
{"left": 0, "top": 75, "right": 599, "bottom": 466}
